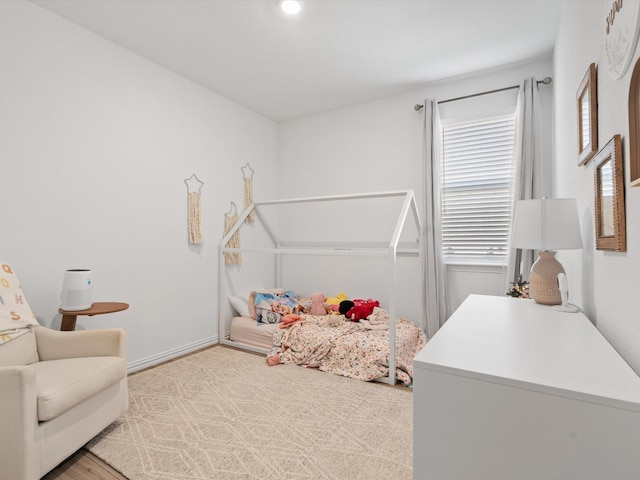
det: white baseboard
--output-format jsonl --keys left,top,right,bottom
{"left": 220, "top": 338, "right": 268, "bottom": 355}
{"left": 127, "top": 336, "right": 218, "bottom": 373}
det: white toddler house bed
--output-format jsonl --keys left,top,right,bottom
{"left": 218, "top": 190, "right": 426, "bottom": 385}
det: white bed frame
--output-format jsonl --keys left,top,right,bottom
{"left": 218, "top": 190, "right": 424, "bottom": 385}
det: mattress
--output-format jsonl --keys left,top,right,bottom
{"left": 229, "top": 316, "right": 278, "bottom": 350}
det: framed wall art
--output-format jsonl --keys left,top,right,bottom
{"left": 628, "top": 57, "right": 640, "bottom": 186}
{"left": 593, "top": 134, "right": 626, "bottom": 252}
{"left": 577, "top": 63, "right": 598, "bottom": 166}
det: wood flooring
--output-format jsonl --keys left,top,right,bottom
{"left": 42, "top": 449, "right": 126, "bottom": 480}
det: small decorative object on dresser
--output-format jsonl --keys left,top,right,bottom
{"left": 506, "top": 274, "right": 529, "bottom": 299}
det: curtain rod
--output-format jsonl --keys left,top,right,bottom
{"left": 413, "top": 76, "right": 552, "bottom": 111}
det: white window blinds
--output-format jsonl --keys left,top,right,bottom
{"left": 440, "top": 114, "right": 516, "bottom": 264}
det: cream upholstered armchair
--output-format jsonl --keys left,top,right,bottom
{"left": 0, "top": 262, "right": 128, "bottom": 480}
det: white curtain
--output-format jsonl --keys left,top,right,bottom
{"left": 505, "top": 78, "right": 543, "bottom": 289}
{"left": 422, "top": 99, "right": 448, "bottom": 338}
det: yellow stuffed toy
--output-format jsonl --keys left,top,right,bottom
{"left": 325, "top": 292, "right": 348, "bottom": 314}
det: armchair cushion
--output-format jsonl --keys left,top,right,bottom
{"left": 34, "top": 356, "right": 126, "bottom": 421}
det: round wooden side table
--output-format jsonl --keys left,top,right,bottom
{"left": 59, "top": 302, "right": 129, "bottom": 331}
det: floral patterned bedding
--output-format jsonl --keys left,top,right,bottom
{"left": 267, "top": 315, "right": 427, "bottom": 385}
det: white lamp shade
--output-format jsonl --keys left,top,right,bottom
{"left": 511, "top": 198, "right": 583, "bottom": 251}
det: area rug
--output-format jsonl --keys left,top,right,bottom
{"left": 86, "top": 346, "right": 413, "bottom": 480}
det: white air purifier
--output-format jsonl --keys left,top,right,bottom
{"left": 61, "top": 269, "right": 93, "bottom": 311}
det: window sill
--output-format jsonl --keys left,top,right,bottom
{"left": 445, "top": 261, "right": 506, "bottom": 274}
{"left": 444, "top": 259, "right": 507, "bottom": 268}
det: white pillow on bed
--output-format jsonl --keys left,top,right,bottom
{"left": 228, "top": 296, "right": 251, "bottom": 318}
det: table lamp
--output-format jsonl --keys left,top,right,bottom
{"left": 510, "top": 198, "right": 582, "bottom": 305}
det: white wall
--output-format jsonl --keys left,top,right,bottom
{"left": 0, "top": 1, "right": 278, "bottom": 370}
{"left": 554, "top": 2, "right": 640, "bottom": 373}
{"left": 10, "top": 0, "right": 630, "bottom": 375}
{"left": 277, "top": 58, "right": 554, "bottom": 321}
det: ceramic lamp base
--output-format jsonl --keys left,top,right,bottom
{"left": 529, "top": 251, "right": 563, "bottom": 305}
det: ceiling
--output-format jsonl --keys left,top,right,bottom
{"left": 30, "top": 0, "right": 564, "bottom": 122}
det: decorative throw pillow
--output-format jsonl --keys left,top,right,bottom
{"left": 256, "top": 308, "right": 283, "bottom": 325}
{"left": 228, "top": 295, "right": 251, "bottom": 318}
{"left": 0, "top": 261, "right": 39, "bottom": 345}
{"left": 248, "top": 288, "right": 285, "bottom": 319}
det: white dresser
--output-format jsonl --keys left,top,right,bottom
{"left": 413, "top": 294, "right": 640, "bottom": 480}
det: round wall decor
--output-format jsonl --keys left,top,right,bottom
{"left": 604, "top": 0, "right": 640, "bottom": 79}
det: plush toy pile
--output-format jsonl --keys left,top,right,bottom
{"left": 309, "top": 292, "right": 381, "bottom": 322}
{"left": 246, "top": 289, "right": 384, "bottom": 325}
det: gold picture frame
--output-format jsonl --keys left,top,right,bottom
{"left": 594, "top": 134, "right": 626, "bottom": 252}
{"left": 577, "top": 63, "right": 598, "bottom": 166}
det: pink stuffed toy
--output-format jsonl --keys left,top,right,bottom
{"left": 309, "top": 292, "right": 329, "bottom": 315}
{"left": 346, "top": 299, "right": 380, "bottom": 321}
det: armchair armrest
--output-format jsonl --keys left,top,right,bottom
{"left": 35, "top": 326, "right": 126, "bottom": 361}
{"left": 0, "top": 366, "right": 40, "bottom": 480}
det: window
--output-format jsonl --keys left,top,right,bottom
{"left": 440, "top": 114, "right": 517, "bottom": 265}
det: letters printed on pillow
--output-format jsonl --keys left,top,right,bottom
{"left": 0, "top": 262, "right": 39, "bottom": 344}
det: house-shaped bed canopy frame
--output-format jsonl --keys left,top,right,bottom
{"left": 218, "top": 190, "right": 424, "bottom": 385}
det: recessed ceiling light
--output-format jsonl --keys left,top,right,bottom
{"left": 280, "top": 0, "right": 302, "bottom": 15}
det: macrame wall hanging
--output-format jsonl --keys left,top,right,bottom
{"left": 223, "top": 202, "right": 242, "bottom": 265}
{"left": 241, "top": 163, "right": 255, "bottom": 223}
{"left": 184, "top": 173, "right": 204, "bottom": 244}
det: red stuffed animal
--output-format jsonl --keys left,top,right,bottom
{"left": 345, "top": 299, "right": 379, "bottom": 321}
